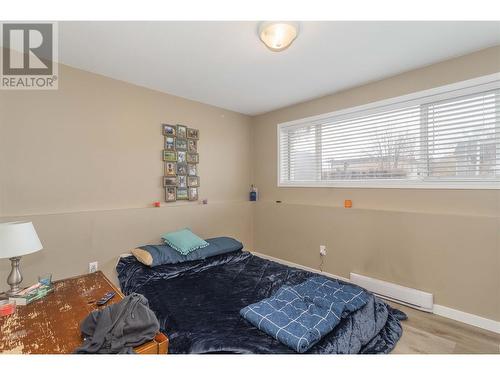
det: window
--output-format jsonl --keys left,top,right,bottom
{"left": 278, "top": 75, "right": 500, "bottom": 189}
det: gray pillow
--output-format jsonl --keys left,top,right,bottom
{"left": 131, "top": 237, "right": 243, "bottom": 267}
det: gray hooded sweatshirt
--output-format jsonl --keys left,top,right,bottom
{"left": 75, "top": 292, "right": 160, "bottom": 354}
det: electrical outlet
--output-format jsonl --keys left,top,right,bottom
{"left": 89, "top": 261, "right": 98, "bottom": 273}
{"left": 320, "top": 245, "right": 327, "bottom": 256}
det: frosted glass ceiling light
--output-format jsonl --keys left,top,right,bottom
{"left": 259, "top": 22, "right": 298, "bottom": 52}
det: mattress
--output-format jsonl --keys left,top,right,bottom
{"left": 116, "top": 250, "right": 405, "bottom": 354}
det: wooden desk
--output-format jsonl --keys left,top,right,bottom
{"left": 0, "top": 271, "right": 168, "bottom": 354}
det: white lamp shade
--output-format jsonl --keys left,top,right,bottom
{"left": 0, "top": 221, "right": 43, "bottom": 258}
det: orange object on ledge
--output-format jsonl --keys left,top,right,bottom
{"left": 344, "top": 199, "right": 352, "bottom": 208}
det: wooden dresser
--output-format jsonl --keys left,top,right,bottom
{"left": 0, "top": 271, "right": 168, "bottom": 354}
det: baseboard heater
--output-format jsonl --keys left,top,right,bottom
{"left": 350, "top": 273, "right": 433, "bottom": 312}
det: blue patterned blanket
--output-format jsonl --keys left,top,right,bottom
{"left": 240, "top": 276, "right": 369, "bottom": 353}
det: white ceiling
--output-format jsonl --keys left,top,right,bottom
{"left": 57, "top": 21, "right": 500, "bottom": 115}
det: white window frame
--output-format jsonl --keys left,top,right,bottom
{"left": 277, "top": 73, "right": 500, "bottom": 189}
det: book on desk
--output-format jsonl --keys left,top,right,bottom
{"left": 8, "top": 283, "right": 54, "bottom": 306}
{"left": 0, "top": 271, "right": 168, "bottom": 354}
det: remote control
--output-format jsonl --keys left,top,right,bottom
{"left": 96, "top": 291, "right": 116, "bottom": 306}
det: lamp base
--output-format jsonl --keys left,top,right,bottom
{"left": 6, "top": 256, "right": 23, "bottom": 296}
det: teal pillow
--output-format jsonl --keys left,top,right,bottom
{"left": 161, "top": 228, "right": 209, "bottom": 255}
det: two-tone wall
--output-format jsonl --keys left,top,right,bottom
{"left": 1, "top": 46, "right": 498, "bottom": 323}
{"left": 0, "top": 60, "right": 254, "bottom": 284}
{"left": 251, "top": 46, "right": 500, "bottom": 321}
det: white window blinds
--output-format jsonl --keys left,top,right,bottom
{"left": 278, "top": 79, "right": 500, "bottom": 188}
{"left": 426, "top": 91, "right": 498, "bottom": 179}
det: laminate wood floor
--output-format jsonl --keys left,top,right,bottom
{"left": 387, "top": 301, "right": 500, "bottom": 354}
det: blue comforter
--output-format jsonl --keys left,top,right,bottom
{"left": 240, "top": 276, "right": 369, "bottom": 353}
{"left": 117, "top": 250, "right": 405, "bottom": 354}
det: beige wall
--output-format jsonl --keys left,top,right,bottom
{"left": 1, "top": 46, "right": 499, "bottom": 322}
{"left": 0, "top": 60, "right": 253, "bottom": 284}
{"left": 251, "top": 46, "right": 500, "bottom": 320}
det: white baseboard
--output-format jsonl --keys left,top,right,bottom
{"left": 350, "top": 272, "right": 434, "bottom": 312}
{"left": 249, "top": 251, "right": 500, "bottom": 334}
{"left": 250, "top": 251, "right": 349, "bottom": 282}
{"left": 432, "top": 304, "right": 500, "bottom": 334}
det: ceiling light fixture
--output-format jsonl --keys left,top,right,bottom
{"left": 258, "top": 22, "right": 298, "bottom": 52}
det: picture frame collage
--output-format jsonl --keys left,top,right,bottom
{"left": 162, "top": 124, "right": 200, "bottom": 202}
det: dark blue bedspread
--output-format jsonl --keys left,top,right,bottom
{"left": 116, "top": 250, "right": 405, "bottom": 354}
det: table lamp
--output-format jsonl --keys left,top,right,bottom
{"left": 0, "top": 222, "right": 43, "bottom": 296}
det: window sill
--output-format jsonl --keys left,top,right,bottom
{"left": 278, "top": 181, "right": 500, "bottom": 190}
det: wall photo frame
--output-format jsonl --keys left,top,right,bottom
{"left": 162, "top": 124, "right": 176, "bottom": 137}
{"left": 165, "top": 186, "right": 177, "bottom": 202}
{"left": 187, "top": 176, "right": 199, "bottom": 187}
{"left": 187, "top": 153, "right": 199, "bottom": 164}
{"left": 176, "top": 138, "right": 187, "bottom": 150}
{"left": 163, "top": 176, "right": 178, "bottom": 187}
{"left": 176, "top": 124, "right": 187, "bottom": 139}
{"left": 187, "top": 139, "right": 197, "bottom": 153}
{"left": 188, "top": 187, "right": 198, "bottom": 201}
{"left": 177, "top": 188, "right": 189, "bottom": 200}
{"left": 163, "top": 150, "right": 177, "bottom": 162}
{"left": 187, "top": 128, "right": 199, "bottom": 140}
{"left": 165, "top": 136, "right": 175, "bottom": 150}
{"left": 162, "top": 123, "right": 200, "bottom": 203}
{"left": 177, "top": 151, "right": 187, "bottom": 163}
{"left": 177, "top": 163, "right": 188, "bottom": 175}
{"left": 178, "top": 175, "right": 187, "bottom": 188}
{"left": 165, "top": 162, "right": 177, "bottom": 176}
{"left": 187, "top": 163, "right": 197, "bottom": 176}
